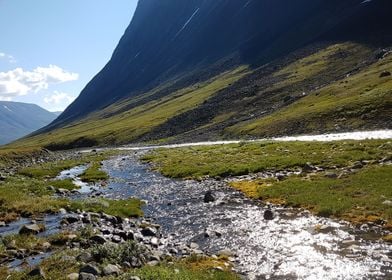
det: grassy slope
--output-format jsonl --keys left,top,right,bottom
{"left": 227, "top": 43, "right": 392, "bottom": 136}
{"left": 10, "top": 66, "right": 248, "bottom": 149}
{"left": 143, "top": 139, "right": 392, "bottom": 227}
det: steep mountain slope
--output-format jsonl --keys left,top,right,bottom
{"left": 0, "top": 102, "right": 57, "bottom": 145}
{"left": 18, "top": 0, "right": 392, "bottom": 149}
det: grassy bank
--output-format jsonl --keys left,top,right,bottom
{"left": 143, "top": 139, "right": 390, "bottom": 178}
{"left": 0, "top": 150, "right": 141, "bottom": 222}
{"left": 231, "top": 165, "right": 392, "bottom": 227}
{"left": 144, "top": 139, "right": 392, "bottom": 226}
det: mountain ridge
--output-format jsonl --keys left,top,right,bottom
{"left": 0, "top": 101, "right": 57, "bottom": 145}
{"left": 18, "top": 0, "right": 392, "bottom": 149}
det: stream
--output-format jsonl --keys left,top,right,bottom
{"left": 97, "top": 153, "right": 392, "bottom": 280}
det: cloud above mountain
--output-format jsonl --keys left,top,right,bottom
{"left": 44, "top": 90, "right": 76, "bottom": 111}
{"left": 0, "top": 65, "right": 78, "bottom": 100}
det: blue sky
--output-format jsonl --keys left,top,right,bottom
{"left": 0, "top": 0, "right": 137, "bottom": 112}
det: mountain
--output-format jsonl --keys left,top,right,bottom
{"left": 0, "top": 102, "right": 57, "bottom": 145}
{"left": 22, "top": 0, "right": 392, "bottom": 149}
{"left": 52, "top": 111, "right": 63, "bottom": 116}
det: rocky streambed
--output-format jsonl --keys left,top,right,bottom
{"left": 99, "top": 153, "right": 392, "bottom": 280}
{"left": 1, "top": 150, "right": 392, "bottom": 279}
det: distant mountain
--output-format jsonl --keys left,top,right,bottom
{"left": 0, "top": 102, "right": 57, "bottom": 145}
{"left": 52, "top": 111, "right": 63, "bottom": 116}
{"left": 22, "top": 0, "right": 392, "bottom": 149}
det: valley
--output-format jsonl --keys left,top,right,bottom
{"left": 0, "top": 132, "right": 391, "bottom": 279}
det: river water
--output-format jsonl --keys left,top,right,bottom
{"left": 100, "top": 153, "right": 392, "bottom": 280}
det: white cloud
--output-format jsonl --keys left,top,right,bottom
{"left": 44, "top": 91, "right": 76, "bottom": 111}
{"left": 0, "top": 52, "right": 17, "bottom": 63}
{"left": 0, "top": 65, "right": 78, "bottom": 99}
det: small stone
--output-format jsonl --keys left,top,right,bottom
{"left": 190, "top": 242, "right": 199, "bottom": 249}
{"left": 103, "top": 264, "right": 121, "bottom": 276}
{"left": 0, "top": 221, "right": 6, "bottom": 227}
{"left": 19, "top": 224, "right": 45, "bottom": 235}
{"left": 64, "top": 216, "right": 79, "bottom": 224}
{"left": 78, "top": 273, "right": 96, "bottom": 280}
{"left": 141, "top": 227, "right": 157, "bottom": 237}
{"left": 379, "top": 71, "right": 391, "bottom": 78}
{"left": 59, "top": 208, "right": 67, "bottom": 214}
{"left": 129, "top": 277, "right": 141, "bottom": 280}
{"left": 147, "top": 260, "right": 159, "bottom": 266}
{"left": 382, "top": 200, "right": 392, "bottom": 206}
{"left": 325, "top": 172, "right": 337, "bottom": 179}
{"left": 42, "top": 242, "right": 51, "bottom": 250}
{"left": 89, "top": 235, "right": 107, "bottom": 244}
{"left": 80, "top": 264, "right": 101, "bottom": 276}
{"left": 264, "top": 209, "right": 275, "bottom": 220}
{"left": 67, "top": 273, "right": 79, "bottom": 280}
{"left": 150, "top": 237, "right": 159, "bottom": 247}
{"left": 352, "top": 161, "right": 363, "bottom": 169}
{"left": 204, "top": 191, "right": 216, "bottom": 203}
{"left": 28, "top": 267, "right": 46, "bottom": 278}
{"left": 217, "top": 249, "right": 234, "bottom": 257}
{"left": 77, "top": 252, "right": 93, "bottom": 263}
{"left": 112, "top": 235, "right": 122, "bottom": 243}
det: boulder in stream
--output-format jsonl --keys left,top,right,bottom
{"left": 19, "top": 223, "right": 45, "bottom": 235}
{"left": 204, "top": 191, "right": 216, "bottom": 203}
{"left": 263, "top": 209, "right": 275, "bottom": 220}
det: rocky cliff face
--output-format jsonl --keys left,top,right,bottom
{"left": 42, "top": 0, "right": 392, "bottom": 134}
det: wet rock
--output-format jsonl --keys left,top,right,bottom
{"left": 67, "top": 273, "right": 79, "bottom": 280}
{"left": 78, "top": 273, "right": 96, "bottom": 280}
{"left": 217, "top": 249, "right": 234, "bottom": 257}
{"left": 303, "top": 162, "right": 316, "bottom": 172}
{"left": 28, "top": 267, "right": 46, "bottom": 278}
{"left": 204, "top": 191, "right": 216, "bottom": 203}
{"left": 379, "top": 71, "right": 391, "bottom": 78}
{"left": 264, "top": 209, "right": 275, "bottom": 220}
{"left": 150, "top": 237, "right": 159, "bottom": 247}
{"left": 56, "top": 188, "right": 70, "bottom": 195}
{"left": 112, "top": 235, "right": 122, "bottom": 243}
{"left": 90, "top": 235, "right": 107, "bottom": 244}
{"left": 141, "top": 227, "right": 157, "bottom": 237}
{"left": 351, "top": 161, "right": 363, "bottom": 169}
{"left": 80, "top": 264, "right": 101, "bottom": 276}
{"left": 64, "top": 216, "right": 80, "bottom": 224}
{"left": 19, "top": 224, "right": 45, "bottom": 235}
{"left": 103, "top": 264, "right": 121, "bottom": 276}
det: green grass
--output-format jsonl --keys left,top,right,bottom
{"left": 228, "top": 43, "right": 392, "bottom": 136}
{"left": 79, "top": 162, "right": 109, "bottom": 182}
{"left": 232, "top": 165, "right": 392, "bottom": 227}
{"left": 70, "top": 198, "right": 144, "bottom": 218}
{"left": 10, "top": 66, "right": 249, "bottom": 150}
{"left": 143, "top": 139, "right": 391, "bottom": 179}
{"left": 0, "top": 176, "right": 69, "bottom": 222}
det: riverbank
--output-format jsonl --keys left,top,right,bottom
{"left": 143, "top": 139, "right": 392, "bottom": 230}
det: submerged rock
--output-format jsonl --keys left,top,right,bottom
{"left": 204, "top": 191, "right": 216, "bottom": 203}
{"left": 264, "top": 209, "right": 275, "bottom": 220}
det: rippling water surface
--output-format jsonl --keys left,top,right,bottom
{"left": 102, "top": 154, "right": 392, "bottom": 280}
